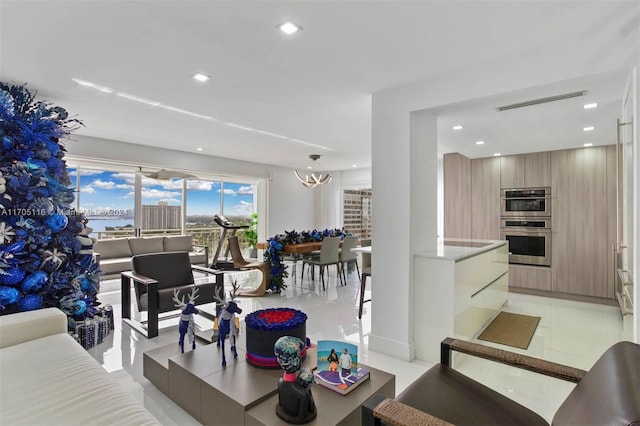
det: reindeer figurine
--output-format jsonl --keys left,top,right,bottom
{"left": 213, "top": 280, "right": 242, "bottom": 366}
{"left": 172, "top": 287, "right": 200, "bottom": 353}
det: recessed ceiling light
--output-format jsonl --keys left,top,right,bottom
{"left": 278, "top": 21, "right": 302, "bottom": 35}
{"left": 583, "top": 126, "right": 595, "bottom": 131}
{"left": 583, "top": 103, "right": 598, "bottom": 109}
{"left": 493, "top": 153, "right": 501, "bottom": 157}
{"left": 352, "top": 164, "right": 357, "bottom": 168}
{"left": 583, "top": 143, "right": 593, "bottom": 147}
{"left": 192, "top": 73, "right": 210, "bottom": 82}
{"left": 452, "top": 125, "right": 464, "bottom": 130}
{"left": 476, "top": 140, "right": 485, "bottom": 145}
{"left": 196, "top": 147, "right": 204, "bottom": 151}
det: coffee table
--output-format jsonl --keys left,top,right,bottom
{"left": 244, "top": 363, "right": 395, "bottom": 426}
{"left": 143, "top": 342, "right": 319, "bottom": 425}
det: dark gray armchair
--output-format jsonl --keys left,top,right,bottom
{"left": 363, "top": 338, "right": 639, "bottom": 426}
{"left": 121, "top": 251, "right": 223, "bottom": 338}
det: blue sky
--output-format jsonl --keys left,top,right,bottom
{"left": 68, "top": 169, "right": 255, "bottom": 217}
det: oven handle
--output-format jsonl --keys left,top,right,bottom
{"left": 501, "top": 196, "right": 551, "bottom": 200}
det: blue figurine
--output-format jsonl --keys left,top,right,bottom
{"left": 213, "top": 280, "right": 242, "bottom": 366}
{"left": 172, "top": 287, "right": 200, "bottom": 353}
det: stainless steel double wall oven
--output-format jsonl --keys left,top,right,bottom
{"left": 500, "top": 187, "right": 551, "bottom": 266}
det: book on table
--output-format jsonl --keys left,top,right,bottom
{"left": 312, "top": 340, "right": 369, "bottom": 395}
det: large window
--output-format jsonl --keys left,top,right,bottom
{"left": 67, "top": 164, "right": 258, "bottom": 254}
{"left": 68, "top": 168, "right": 135, "bottom": 238}
{"left": 140, "top": 176, "right": 183, "bottom": 233}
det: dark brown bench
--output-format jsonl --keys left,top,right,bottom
{"left": 363, "top": 338, "right": 640, "bottom": 425}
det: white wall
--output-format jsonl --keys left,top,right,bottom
{"left": 371, "top": 4, "right": 640, "bottom": 359}
{"left": 267, "top": 167, "right": 317, "bottom": 236}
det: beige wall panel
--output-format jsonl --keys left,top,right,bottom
{"left": 444, "top": 153, "right": 471, "bottom": 238}
{"left": 551, "top": 147, "right": 609, "bottom": 298}
{"left": 524, "top": 151, "right": 551, "bottom": 187}
{"left": 509, "top": 264, "right": 551, "bottom": 291}
{"left": 500, "top": 155, "right": 525, "bottom": 189}
{"left": 471, "top": 157, "right": 501, "bottom": 240}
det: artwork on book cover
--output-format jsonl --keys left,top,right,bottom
{"left": 313, "top": 340, "right": 369, "bottom": 395}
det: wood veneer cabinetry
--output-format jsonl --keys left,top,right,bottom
{"left": 551, "top": 147, "right": 611, "bottom": 298}
{"left": 524, "top": 152, "right": 551, "bottom": 187}
{"left": 509, "top": 264, "right": 551, "bottom": 291}
{"left": 443, "top": 153, "right": 471, "bottom": 238}
{"left": 500, "top": 155, "right": 525, "bottom": 188}
{"left": 500, "top": 152, "right": 551, "bottom": 188}
{"left": 471, "top": 157, "right": 501, "bottom": 240}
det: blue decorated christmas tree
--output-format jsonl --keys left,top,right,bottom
{"left": 0, "top": 83, "right": 101, "bottom": 326}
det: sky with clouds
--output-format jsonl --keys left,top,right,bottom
{"left": 69, "top": 169, "right": 255, "bottom": 218}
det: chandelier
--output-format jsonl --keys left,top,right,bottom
{"left": 294, "top": 154, "right": 332, "bottom": 188}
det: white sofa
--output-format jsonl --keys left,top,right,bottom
{"left": 0, "top": 308, "right": 159, "bottom": 425}
{"left": 95, "top": 235, "right": 209, "bottom": 280}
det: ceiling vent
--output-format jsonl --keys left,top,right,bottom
{"left": 497, "top": 90, "right": 587, "bottom": 111}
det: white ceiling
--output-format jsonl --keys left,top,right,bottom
{"left": 1, "top": 1, "right": 638, "bottom": 170}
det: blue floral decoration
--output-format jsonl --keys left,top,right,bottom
{"left": 0, "top": 83, "right": 101, "bottom": 322}
{"left": 263, "top": 228, "right": 350, "bottom": 292}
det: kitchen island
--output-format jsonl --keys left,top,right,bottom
{"left": 414, "top": 239, "right": 508, "bottom": 363}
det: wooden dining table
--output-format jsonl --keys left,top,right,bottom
{"left": 255, "top": 241, "right": 324, "bottom": 254}
{"left": 255, "top": 240, "right": 347, "bottom": 284}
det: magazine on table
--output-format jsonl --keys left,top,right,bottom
{"left": 313, "top": 340, "right": 369, "bottom": 395}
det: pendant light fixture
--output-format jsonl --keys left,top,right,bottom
{"left": 294, "top": 154, "right": 332, "bottom": 188}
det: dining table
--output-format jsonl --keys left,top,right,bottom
{"left": 255, "top": 241, "right": 324, "bottom": 284}
{"left": 255, "top": 240, "right": 351, "bottom": 285}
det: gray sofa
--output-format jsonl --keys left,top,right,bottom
{"left": 95, "top": 235, "right": 208, "bottom": 279}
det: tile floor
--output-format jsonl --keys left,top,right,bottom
{"left": 89, "top": 263, "right": 633, "bottom": 425}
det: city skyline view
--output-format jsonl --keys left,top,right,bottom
{"left": 67, "top": 168, "right": 255, "bottom": 220}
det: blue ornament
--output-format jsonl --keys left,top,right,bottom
{"left": 0, "top": 266, "right": 26, "bottom": 286}
{"left": 0, "top": 286, "right": 21, "bottom": 305}
{"left": 44, "top": 213, "right": 68, "bottom": 232}
{"left": 20, "top": 270, "right": 47, "bottom": 293}
{"left": 73, "top": 300, "right": 87, "bottom": 315}
{"left": 80, "top": 278, "right": 91, "bottom": 292}
{"left": 19, "top": 294, "right": 43, "bottom": 311}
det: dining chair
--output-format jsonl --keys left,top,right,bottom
{"left": 358, "top": 248, "right": 371, "bottom": 319}
{"left": 338, "top": 235, "right": 360, "bottom": 283}
{"left": 301, "top": 236, "right": 343, "bottom": 290}
{"left": 227, "top": 236, "right": 270, "bottom": 297}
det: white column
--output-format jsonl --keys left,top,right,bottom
{"left": 369, "top": 99, "right": 438, "bottom": 361}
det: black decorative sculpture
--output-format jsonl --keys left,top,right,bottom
{"left": 274, "top": 336, "right": 317, "bottom": 424}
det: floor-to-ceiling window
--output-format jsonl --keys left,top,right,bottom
{"left": 68, "top": 167, "right": 135, "bottom": 238}
{"left": 140, "top": 176, "right": 183, "bottom": 234}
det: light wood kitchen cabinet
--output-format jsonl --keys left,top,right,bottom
{"left": 551, "top": 147, "right": 610, "bottom": 298}
{"left": 500, "top": 152, "right": 550, "bottom": 189}
{"left": 524, "top": 151, "right": 551, "bottom": 187}
{"left": 471, "top": 157, "right": 501, "bottom": 240}
{"left": 509, "top": 264, "right": 551, "bottom": 291}
{"left": 500, "top": 155, "right": 524, "bottom": 188}
{"left": 443, "top": 153, "right": 471, "bottom": 238}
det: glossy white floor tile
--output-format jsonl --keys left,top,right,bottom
{"left": 89, "top": 265, "right": 632, "bottom": 425}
